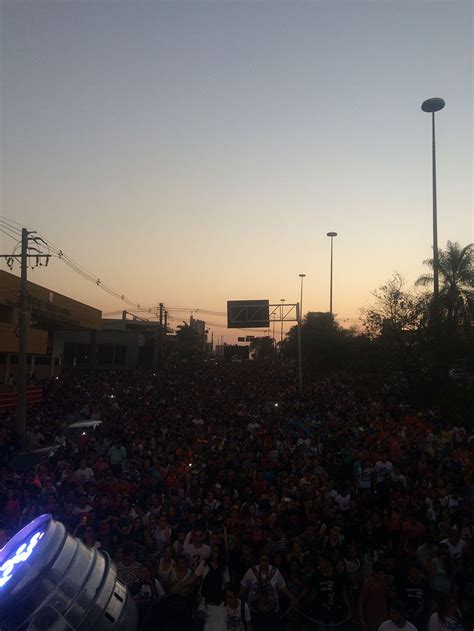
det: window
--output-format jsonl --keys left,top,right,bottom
{"left": 63, "top": 343, "right": 76, "bottom": 363}
{"left": 76, "top": 344, "right": 90, "bottom": 363}
{"left": 98, "top": 344, "right": 114, "bottom": 365}
{"left": 0, "top": 305, "right": 13, "bottom": 323}
{"left": 113, "top": 345, "right": 127, "bottom": 366}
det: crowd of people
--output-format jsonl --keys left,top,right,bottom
{"left": 0, "top": 361, "right": 473, "bottom": 631}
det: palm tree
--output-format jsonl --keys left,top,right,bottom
{"left": 416, "top": 241, "right": 474, "bottom": 331}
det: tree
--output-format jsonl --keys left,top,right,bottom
{"left": 174, "top": 322, "right": 202, "bottom": 358}
{"left": 250, "top": 336, "right": 275, "bottom": 362}
{"left": 361, "top": 273, "right": 430, "bottom": 381}
{"left": 362, "top": 272, "right": 429, "bottom": 339}
{"left": 282, "top": 311, "right": 358, "bottom": 370}
{"left": 416, "top": 241, "right": 473, "bottom": 333}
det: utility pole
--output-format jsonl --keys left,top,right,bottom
{"left": 17, "top": 229, "right": 28, "bottom": 440}
{"left": 159, "top": 303, "right": 164, "bottom": 366}
{"left": 1, "top": 228, "right": 51, "bottom": 441}
{"left": 163, "top": 309, "right": 168, "bottom": 363}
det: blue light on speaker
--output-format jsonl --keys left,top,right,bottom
{"left": 0, "top": 530, "right": 44, "bottom": 588}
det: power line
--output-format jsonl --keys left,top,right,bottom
{"left": 0, "top": 226, "right": 22, "bottom": 242}
{"left": 0, "top": 217, "right": 26, "bottom": 229}
{"left": 1, "top": 216, "right": 160, "bottom": 312}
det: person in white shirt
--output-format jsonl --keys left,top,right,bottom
{"left": 428, "top": 593, "right": 464, "bottom": 631}
{"left": 72, "top": 493, "right": 93, "bottom": 515}
{"left": 440, "top": 528, "right": 465, "bottom": 573}
{"left": 416, "top": 537, "right": 437, "bottom": 573}
{"left": 75, "top": 458, "right": 94, "bottom": 484}
{"left": 240, "top": 553, "right": 297, "bottom": 620}
{"left": 129, "top": 562, "right": 164, "bottom": 629}
{"left": 183, "top": 528, "right": 211, "bottom": 571}
{"left": 375, "top": 454, "right": 393, "bottom": 485}
{"left": 335, "top": 487, "right": 351, "bottom": 511}
{"left": 378, "top": 600, "right": 418, "bottom": 631}
{"left": 440, "top": 494, "right": 462, "bottom": 512}
{"left": 224, "top": 586, "right": 252, "bottom": 631}
{"left": 356, "top": 460, "right": 374, "bottom": 492}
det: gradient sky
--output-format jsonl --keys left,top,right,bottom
{"left": 1, "top": 0, "right": 472, "bottom": 340}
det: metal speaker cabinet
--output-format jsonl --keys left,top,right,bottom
{"left": 0, "top": 514, "right": 137, "bottom": 631}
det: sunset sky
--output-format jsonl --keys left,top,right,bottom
{"left": 1, "top": 1, "right": 472, "bottom": 341}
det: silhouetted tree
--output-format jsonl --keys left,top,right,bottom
{"left": 416, "top": 241, "right": 473, "bottom": 334}
{"left": 361, "top": 272, "right": 429, "bottom": 339}
{"left": 175, "top": 322, "right": 202, "bottom": 358}
{"left": 282, "top": 311, "right": 359, "bottom": 370}
{"left": 250, "top": 336, "right": 275, "bottom": 362}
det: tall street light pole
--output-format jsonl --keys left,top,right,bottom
{"left": 299, "top": 274, "right": 306, "bottom": 322}
{"left": 326, "top": 232, "right": 337, "bottom": 317}
{"left": 296, "top": 302, "right": 303, "bottom": 396}
{"left": 296, "top": 274, "right": 305, "bottom": 396}
{"left": 421, "top": 97, "right": 445, "bottom": 327}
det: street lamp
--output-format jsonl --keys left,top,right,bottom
{"left": 298, "top": 274, "right": 306, "bottom": 323}
{"left": 326, "top": 232, "right": 337, "bottom": 317}
{"left": 421, "top": 97, "right": 445, "bottom": 325}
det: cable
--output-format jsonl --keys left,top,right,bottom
{"left": 2, "top": 216, "right": 333, "bottom": 332}
{"left": 0, "top": 218, "right": 156, "bottom": 312}
{"left": 0, "top": 216, "right": 26, "bottom": 230}
{"left": 38, "top": 237, "right": 153, "bottom": 311}
{"left": 0, "top": 220, "right": 22, "bottom": 236}
{"left": 0, "top": 227, "right": 22, "bottom": 242}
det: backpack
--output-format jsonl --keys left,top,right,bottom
{"left": 250, "top": 565, "right": 277, "bottom": 614}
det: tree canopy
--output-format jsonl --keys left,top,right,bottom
{"left": 416, "top": 241, "right": 473, "bottom": 333}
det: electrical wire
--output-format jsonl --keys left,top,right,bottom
{"left": 38, "top": 236, "right": 152, "bottom": 311}
{"left": 0, "top": 217, "right": 155, "bottom": 312}
{"left": 0, "top": 226, "right": 22, "bottom": 243}
{"left": 2, "top": 216, "right": 359, "bottom": 332}
{"left": 0, "top": 219, "right": 22, "bottom": 234}
{"left": 0, "top": 217, "right": 25, "bottom": 230}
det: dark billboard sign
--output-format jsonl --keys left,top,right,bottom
{"left": 227, "top": 300, "right": 269, "bottom": 328}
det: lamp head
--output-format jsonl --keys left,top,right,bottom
{"left": 421, "top": 97, "right": 445, "bottom": 113}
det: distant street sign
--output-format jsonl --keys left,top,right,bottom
{"left": 227, "top": 300, "right": 269, "bottom": 328}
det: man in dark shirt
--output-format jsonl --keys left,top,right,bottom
{"left": 310, "top": 556, "right": 351, "bottom": 627}
{"left": 400, "top": 565, "right": 432, "bottom": 631}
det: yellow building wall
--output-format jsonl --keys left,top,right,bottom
{"left": 0, "top": 322, "right": 48, "bottom": 354}
{"left": 0, "top": 270, "right": 101, "bottom": 331}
